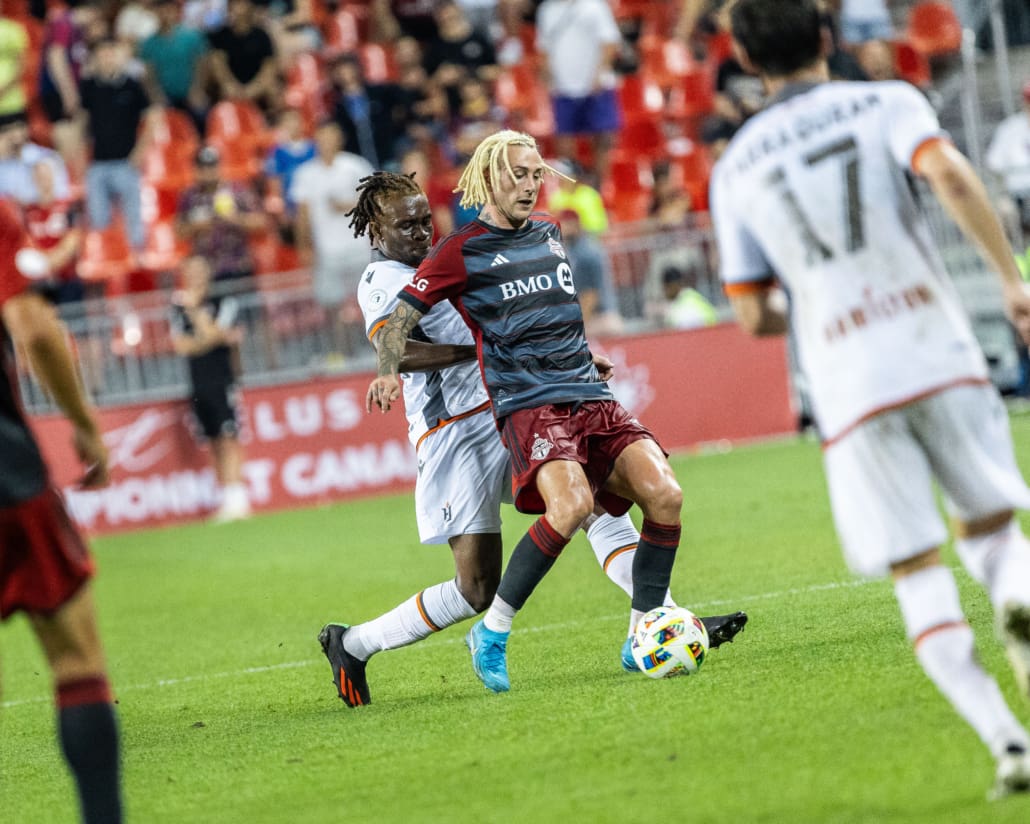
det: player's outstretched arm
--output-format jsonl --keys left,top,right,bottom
{"left": 2, "top": 292, "right": 109, "bottom": 487}
{"left": 368, "top": 302, "right": 425, "bottom": 412}
{"left": 917, "top": 140, "right": 1030, "bottom": 344}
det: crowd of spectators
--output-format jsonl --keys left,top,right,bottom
{"left": 0, "top": 0, "right": 976, "bottom": 335}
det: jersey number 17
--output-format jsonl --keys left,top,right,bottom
{"left": 766, "top": 135, "right": 866, "bottom": 264}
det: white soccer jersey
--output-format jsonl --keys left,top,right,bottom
{"left": 712, "top": 80, "right": 989, "bottom": 442}
{"left": 357, "top": 256, "right": 489, "bottom": 448}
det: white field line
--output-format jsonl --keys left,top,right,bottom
{"left": 1, "top": 575, "right": 884, "bottom": 710}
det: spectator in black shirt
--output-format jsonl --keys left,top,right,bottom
{"left": 328, "top": 54, "right": 401, "bottom": 169}
{"left": 423, "top": 0, "right": 498, "bottom": 117}
{"left": 79, "top": 37, "right": 153, "bottom": 252}
{"left": 207, "top": 0, "right": 280, "bottom": 113}
{"left": 170, "top": 254, "right": 251, "bottom": 522}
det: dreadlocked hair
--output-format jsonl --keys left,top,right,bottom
{"left": 454, "top": 129, "right": 573, "bottom": 210}
{"left": 347, "top": 171, "right": 423, "bottom": 239}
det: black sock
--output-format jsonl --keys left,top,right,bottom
{"left": 57, "top": 678, "right": 123, "bottom": 824}
{"left": 496, "top": 516, "right": 570, "bottom": 611}
{"left": 631, "top": 519, "right": 680, "bottom": 612}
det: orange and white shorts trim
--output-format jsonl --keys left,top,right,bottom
{"left": 823, "top": 383, "right": 1030, "bottom": 578}
{"left": 414, "top": 407, "right": 511, "bottom": 544}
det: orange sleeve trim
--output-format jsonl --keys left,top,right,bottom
{"left": 415, "top": 401, "right": 492, "bottom": 452}
{"left": 367, "top": 318, "right": 388, "bottom": 342}
{"left": 724, "top": 279, "right": 775, "bottom": 298}
{"left": 911, "top": 136, "right": 949, "bottom": 175}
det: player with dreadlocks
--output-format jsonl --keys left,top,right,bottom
{"left": 318, "top": 168, "right": 747, "bottom": 705}
{"left": 362, "top": 130, "right": 744, "bottom": 694}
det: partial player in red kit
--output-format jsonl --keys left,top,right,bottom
{"left": 0, "top": 197, "right": 122, "bottom": 823}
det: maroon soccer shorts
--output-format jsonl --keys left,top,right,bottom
{"left": 0, "top": 486, "right": 94, "bottom": 620}
{"left": 500, "top": 400, "right": 661, "bottom": 516}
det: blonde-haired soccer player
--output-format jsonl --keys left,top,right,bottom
{"left": 367, "top": 131, "right": 712, "bottom": 693}
{"left": 319, "top": 170, "right": 746, "bottom": 705}
{"left": 714, "top": 0, "right": 1030, "bottom": 800}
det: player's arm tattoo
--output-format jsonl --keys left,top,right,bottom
{"left": 376, "top": 302, "right": 425, "bottom": 376}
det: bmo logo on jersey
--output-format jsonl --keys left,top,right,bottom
{"left": 498, "top": 263, "right": 575, "bottom": 301}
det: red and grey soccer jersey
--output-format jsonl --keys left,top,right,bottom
{"left": 398, "top": 214, "right": 613, "bottom": 421}
{"left": 0, "top": 197, "right": 92, "bottom": 618}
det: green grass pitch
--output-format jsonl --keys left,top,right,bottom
{"left": 6, "top": 415, "right": 1030, "bottom": 823}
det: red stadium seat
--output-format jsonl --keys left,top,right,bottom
{"left": 668, "top": 144, "right": 713, "bottom": 211}
{"left": 666, "top": 62, "right": 716, "bottom": 133}
{"left": 906, "top": 1, "right": 963, "bottom": 58}
{"left": 615, "top": 118, "right": 668, "bottom": 162}
{"left": 602, "top": 154, "right": 654, "bottom": 223}
{"left": 323, "top": 7, "right": 361, "bottom": 55}
{"left": 284, "top": 52, "right": 328, "bottom": 132}
{"left": 77, "top": 225, "right": 136, "bottom": 282}
{"left": 206, "top": 101, "right": 269, "bottom": 182}
{"left": 358, "top": 43, "right": 397, "bottom": 83}
{"left": 618, "top": 74, "right": 664, "bottom": 124}
{"left": 495, "top": 65, "right": 554, "bottom": 139}
{"left": 639, "top": 35, "right": 695, "bottom": 90}
{"left": 140, "top": 219, "right": 189, "bottom": 274}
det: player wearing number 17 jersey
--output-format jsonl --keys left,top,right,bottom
{"left": 714, "top": 0, "right": 1030, "bottom": 800}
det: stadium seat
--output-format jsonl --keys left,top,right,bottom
{"left": 358, "top": 43, "right": 397, "bottom": 83}
{"left": 140, "top": 219, "right": 189, "bottom": 274}
{"left": 668, "top": 144, "right": 713, "bottom": 211}
{"left": 893, "top": 40, "right": 932, "bottom": 87}
{"left": 140, "top": 142, "right": 195, "bottom": 192}
{"left": 151, "top": 107, "right": 199, "bottom": 158}
{"left": 615, "top": 118, "right": 668, "bottom": 162}
{"left": 705, "top": 30, "right": 735, "bottom": 65}
{"left": 618, "top": 74, "right": 664, "bottom": 124}
{"left": 602, "top": 154, "right": 653, "bottom": 223}
{"left": 323, "top": 7, "right": 361, "bottom": 54}
{"left": 666, "top": 62, "right": 716, "bottom": 133}
{"left": 206, "top": 100, "right": 269, "bottom": 182}
{"left": 495, "top": 65, "right": 555, "bottom": 139}
{"left": 77, "top": 225, "right": 136, "bottom": 282}
{"left": 639, "top": 35, "right": 695, "bottom": 90}
{"left": 284, "top": 52, "right": 328, "bottom": 131}
{"left": 906, "top": 1, "right": 963, "bottom": 58}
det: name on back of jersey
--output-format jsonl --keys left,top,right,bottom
{"left": 730, "top": 91, "right": 881, "bottom": 176}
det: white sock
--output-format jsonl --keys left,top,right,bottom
{"left": 223, "top": 483, "right": 248, "bottom": 509}
{"left": 956, "top": 520, "right": 1030, "bottom": 613}
{"left": 343, "top": 580, "right": 476, "bottom": 661}
{"left": 895, "top": 565, "right": 1029, "bottom": 755}
{"left": 483, "top": 596, "right": 516, "bottom": 634}
{"left": 585, "top": 513, "right": 677, "bottom": 636}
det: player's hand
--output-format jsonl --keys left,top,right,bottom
{"left": 1003, "top": 282, "right": 1030, "bottom": 346}
{"left": 592, "top": 352, "right": 614, "bottom": 382}
{"left": 73, "top": 423, "right": 110, "bottom": 489}
{"left": 367, "top": 374, "right": 402, "bottom": 413}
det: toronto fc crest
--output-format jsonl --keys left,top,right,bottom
{"left": 530, "top": 434, "right": 553, "bottom": 461}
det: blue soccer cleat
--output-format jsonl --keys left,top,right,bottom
{"left": 465, "top": 620, "right": 510, "bottom": 693}
{"left": 620, "top": 637, "right": 639, "bottom": 672}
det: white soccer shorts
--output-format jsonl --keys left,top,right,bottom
{"left": 414, "top": 408, "right": 511, "bottom": 544}
{"left": 824, "top": 383, "right": 1030, "bottom": 578}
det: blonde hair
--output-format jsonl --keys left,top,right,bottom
{"left": 454, "top": 129, "right": 574, "bottom": 209}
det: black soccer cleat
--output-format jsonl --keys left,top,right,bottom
{"left": 318, "top": 623, "right": 370, "bottom": 707}
{"left": 700, "top": 611, "right": 748, "bottom": 649}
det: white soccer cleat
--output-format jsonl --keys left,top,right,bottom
{"left": 990, "top": 744, "right": 1030, "bottom": 801}
{"left": 1000, "top": 602, "right": 1030, "bottom": 701}
{"left": 210, "top": 498, "right": 251, "bottom": 524}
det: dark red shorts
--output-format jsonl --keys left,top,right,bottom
{"left": 0, "top": 487, "right": 94, "bottom": 620}
{"left": 500, "top": 400, "right": 660, "bottom": 516}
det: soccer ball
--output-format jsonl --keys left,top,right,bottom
{"left": 631, "top": 606, "right": 709, "bottom": 679}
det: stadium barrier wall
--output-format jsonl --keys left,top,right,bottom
{"left": 30, "top": 323, "right": 796, "bottom": 535}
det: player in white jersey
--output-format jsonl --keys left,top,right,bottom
{"left": 317, "top": 171, "right": 747, "bottom": 706}
{"left": 715, "top": 0, "right": 1030, "bottom": 800}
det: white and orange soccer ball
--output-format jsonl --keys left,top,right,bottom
{"left": 631, "top": 606, "right": 709, "bottom": 678}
